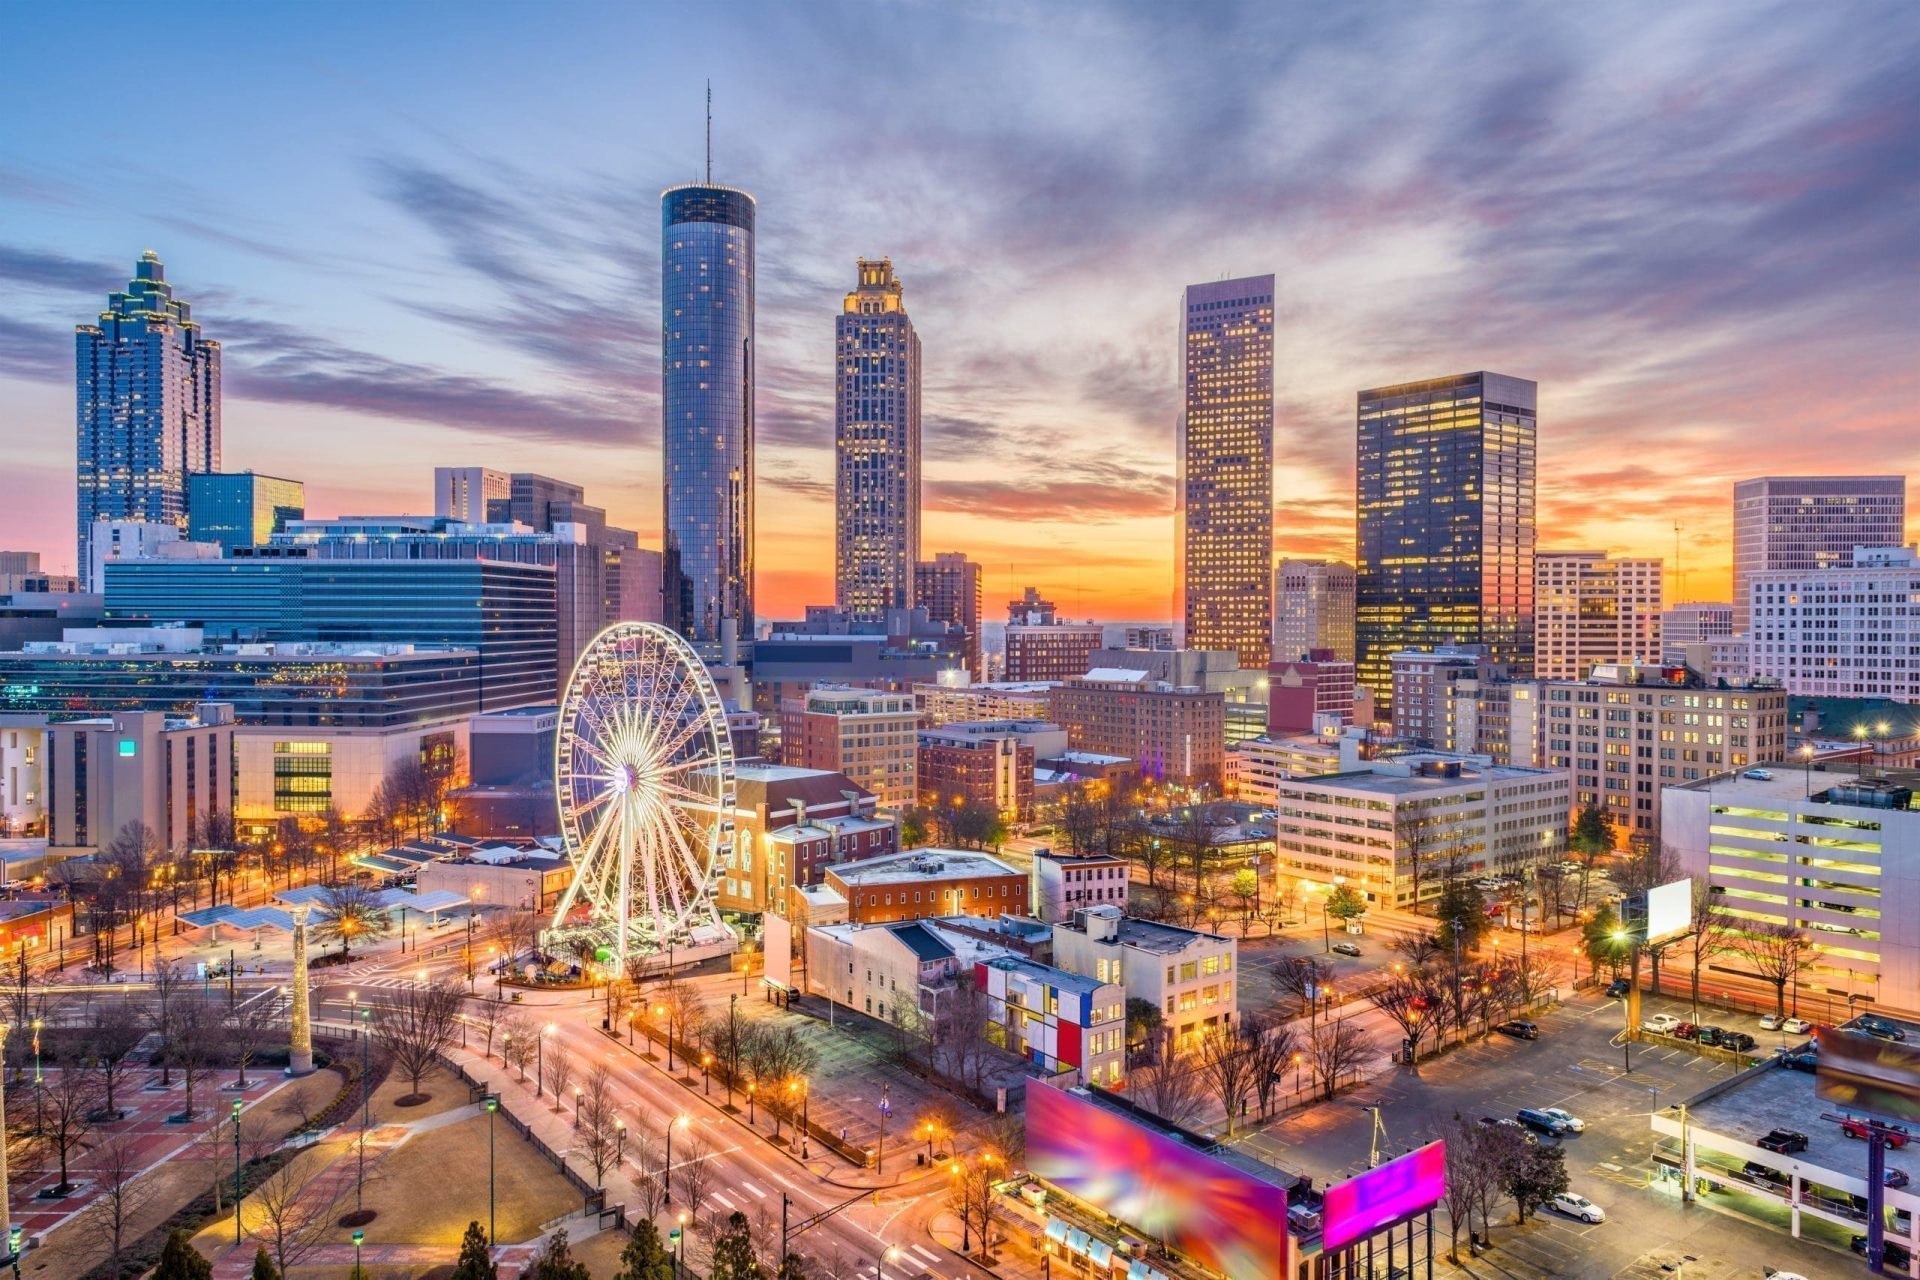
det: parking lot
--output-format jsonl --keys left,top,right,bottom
{"left": 1231, "top": 986, "right": 1853, "bottom": 1278}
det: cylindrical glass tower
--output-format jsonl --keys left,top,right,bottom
{"left": 661, "top": 184, "right": 756, "bottom": 645}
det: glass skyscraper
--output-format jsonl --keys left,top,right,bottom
{"left": 661, "top": 183, "right": 755, "bottom": 645}
{"left": 835, "top": 259, "right": 921, "bottom": 620}
{"left": 1356, "top": 371, "right": 1537, "bottom": 713}
{"left": 1178, "top": 276, "right": 1274, "bottom": 667}
{"left": 187, "top": 472, "right": 305, "bottom": 552}
{"left": 75, "top": 252, "right": 221, "bottom": 589}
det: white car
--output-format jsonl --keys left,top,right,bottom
{"left": 1551, "top": 1192, "right": 1606, "bottom": 1223}
{"left": 1540, "top": 1108, "right": 1586, "bottom": 1134}
{"left": 1643, "top": 1013, "right": 1682, "bottom": 1034}
{"left": 1783, "top": 1017, "right": 1813, "bottom": 1034}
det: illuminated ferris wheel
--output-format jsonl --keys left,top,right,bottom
{"left": 547, "top": 622, "right": 735, "bottom": 963}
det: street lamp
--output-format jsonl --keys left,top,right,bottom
{"left": 485, "top": 1096, "right": 498, "bottom": 1243}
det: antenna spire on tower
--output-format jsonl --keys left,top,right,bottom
{"left": 705, "top": 79, "right": 712, "bottom": 184}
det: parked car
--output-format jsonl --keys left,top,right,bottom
{"left": 1643, "top": 1013, "right": 1683, "bottom": 1034}
{"left": 1721, "top": 1032, "right": 1758, "bottom": 1053}
{"left": 1606, "top": 977, "right": 1631, "bottom": 998}
{"left": 1495, "top": 1020, "right": 1540, "bottom": 1041}
{"left": 1517, "top": 1108, "right": 1571, "bottom": 1137}
{"left": 1331, "top": 941, "right": 1363, "bottom": 958}
{"left": 1842, "top": 1117, "right": 1911, "bottom": 1147}
{"left": 1538, "top": 1107, "right": 1585, "bottom": 1134}
{"left": 1758, "top": 1128, "right": 1810, "bottom": 1153}
{"left": 1760, "top": 1013, "right": 1785, "bottom": 1030}
{"left": 1741, "top": 1160, "right": 1789, "bottom": 1187}
{"left": 1783, "top": 1017, "right": 1813, "bottom": 1034}
{"left": 1550, "top": 1192, "right": 1606, "bottom": 1223}
{"left": 1856, "top": 1015, "right": 1907, "bottom": 1041}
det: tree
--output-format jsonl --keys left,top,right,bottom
{"left": 1128, "top": 1030, "right": 1206, "bottom": 1126}
{"left": 618, "top": 1219, "right": 678, "bottom": 1280}
{"left": 154, "top": 1228, "right": 215, "bottom": 1280}
{"left": 372, "top": 976, "right": 464, "bottom": 1098}
{"left": 84, "top": 1133, "right": 159, "bottom": 1277}
{"left": 1196, "top": 1022, "right": 1256, "bottom": 1135}
{"left": 1307, "top": 1020, "right": 1373, "bottom": 1101}
{"left": 85, "top": 997, "right": 144, "bottom": 1117}
{"left": 1505, "top": 1142, "right": 1569, "bottom": 1223}
{"left": 250, "top": 1247, "right": 281, "bottom": 1280}
{"left": 1732, "top": 921, "right": 1813, "bottom": 1019}
{"left": 310, "top": 882, "right": 394, "bottom": 960}
{"left": 452, "top": 1221, "right": 500, "bottom": 1280}
{"left": 1241, "top": 1011, "right": 1296, "bottom": 1120}
{"left": 710, "top": 1210, "right": 765, "bottom": 1280}
{"left": 527, "top": 1228, "right": 593, "bottom": 1280}
{"left": 1124, "top": 997, "right": 1164, "bottom": 1062}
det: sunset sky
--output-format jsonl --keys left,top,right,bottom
{"left": 2, "top": 3, "right": 1914, "bottom": 620}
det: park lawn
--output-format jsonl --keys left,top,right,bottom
{"left": 312, "top": 1112, "right": 579, "bottom": 1247}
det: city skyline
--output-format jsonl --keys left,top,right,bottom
{"left": 3, "top": 4, "right": 1917, "bottom": 619}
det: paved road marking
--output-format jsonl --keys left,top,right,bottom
{"left": 742, "top": 1179, "right": 768, "bottom": 1198}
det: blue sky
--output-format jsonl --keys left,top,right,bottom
{"left": 2, "top": 2, "right": 1916, "bottom": 616}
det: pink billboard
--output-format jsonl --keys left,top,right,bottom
{"left": 1026, "top": 1081, "right": 1290, "bottom": 1279}
{"left": 1321, "top": 1141, "right": 1447, "bottom": 1253}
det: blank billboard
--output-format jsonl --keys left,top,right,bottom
{"left": 1646, "top": 878, "right": 1691, "bottom": 945}
{"left": 1027, "top": 1081, "right": 1290, "bottom": 1279}
{"left": 1322, "top": 1141, "right": 1447, "bottom": 1253}
{"left": 1817, "top": 1026, "right": 1920, "bottom": 1125}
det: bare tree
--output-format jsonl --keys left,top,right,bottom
{"left": 81, "top": 1133, "right": 158, "bottom": 1277}
{"left": 578, "top": 1063, "right": 622, "bottom": 1188}
{"left": 1128, "top": 1030, "right": 1206, "bottom": 1127}
{"left": 1307, "top": 1019, "right": 1373, "bottom": 1101}
{"left": 248, "top": 1151, "right": 329, "bottom": 1276}
{"left": 371, "top": 977, "right": 464, "bottom": 1099}
{"left": 1195, "top": 1022, "right": 1257, "bottom": 1135}
{"left": 1731, "top": 921, "right": 1813, "bottom": 1019}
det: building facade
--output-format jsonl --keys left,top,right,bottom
{"left": 186, "top": 473, "right": 305, "bottom": 552}
{"left": 1178, "top": 276, "right": 1274, "bottom": 668}
{"left": 1275, "top": 559, "right": 1356, "bottom": 662}
{"left": 835, "top": 260, "right": 922, "bottom": 620}
{"left": 825, "top": 849, "right": 1029, "bottom": 924}
{"left": 1048, "top": 671, "right": 1225, "bottom": 788}
{"left": 1533, "top": 551, "right": 1663, "bottom": 680}
{"left": 1543, "top": 664, "right": 1790, "bottom": 847}
{"left": 1732, "top": 476, "right": 1905, "bottom": 635}
{"left": 1050, "top": 905, "right": 1238, "bottom": 1047}
{"left": 1749, "top": 546, "right": 1920, "bottom": 700}
{"left": 1356, "top": 372, "right": 1537, "bottom": 712}
{"left": 76, "top": 252, "right": 221, "bottom": 590}
{"left": 778, "top": 686, "right": 919, "bottom": 812}
{"left": 914, "top": 554, "right": 983, "bottom": 680}
{"left": 662, "top": 183, "right": 756, "bottom": 645}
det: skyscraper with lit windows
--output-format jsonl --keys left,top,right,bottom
{"left": 1355, "top": 372, "right": 1536, "bottom": 714}
{"left": 835, "top": 259, "right": 921, "bottom": 619}
{"left": 75, "top": 252, "right": 221, "bottom": 590}
{"left": 1178, "top": 276, "right": 1274, "bottom": 668}
{"left": 661, "top": 183, "right": 755, "bottom": 645}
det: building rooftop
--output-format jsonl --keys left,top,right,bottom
{"left": 827, "top": 848, "right": 1021, "bottom": 886}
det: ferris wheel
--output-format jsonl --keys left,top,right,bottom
{"left": 547, "top": 622, "right": 736, "bottom": 964}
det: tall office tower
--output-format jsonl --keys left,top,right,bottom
{"left": 75, "top": 252, "right": 221, "bottom": 589}
{"left": 835, "top": 259, "right": 922, "bottom": 619}
{"left": 1177, "top": 276, "right": 1274, "bottom": 667}
{"left": 915, "top": 553, "right": 983, "bottom": 679}
{"left": 662, "top": 182, "right": 756, "bottom": 645}
{"left": 187, "top": 473, "right": 305, "bottom": 552}
{"left": 434, "top": 467, "right": 509, "bottom": 523}
{"left": 1660, "top": 602, "right": 1734, "bottom": 665}
{"left": 1274, "top": 559, "right": 1356, "bottom": 662}
{"left": 1732, "top": 476, "right": 1906, "bottom": 634}
{"left": 1532, "top": 550, "right": 1663, "bottom": 680}
{"left": 1355, "top": 372, "right": 1537, "bottom": 714}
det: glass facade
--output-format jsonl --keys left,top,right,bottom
{"left": 99, "top": 559, "right": 556, "bottom": 708}
{"left": 836, "top": 259, "right": 921, "bottom": 619}
{"left": 187, "top": 472, "right": 305, "bottom": 551}
{"left": 1356, "top": 371, "right": 1537, "bottom": 713}
{"left": 75, "top": 252, "right": 221, "bottom": 588}
{"left": 1179, "top": 276, "right": 1274, "bottom": 668}
{"left": 662, "top": 184, "right": 755, "bottom": 644}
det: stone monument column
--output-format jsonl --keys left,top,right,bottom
{"left": 287, "top": 905, "right": 315, "bottom": 1076}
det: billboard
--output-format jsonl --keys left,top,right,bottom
{"left": 1646, "top": 878, "right": 1691, "bottom": 945}
{"left": 1816, "top": 1026, "right": 1920, "bottom": 1125}
{"left": 1027, "top": 1081, "right": 1290, "bottom": 1279}
{"left": 1322, "top": 1141, "right": 1447, "bottom": 1253}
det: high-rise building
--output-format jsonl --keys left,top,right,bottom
{"left": 915, "top": 553, "right": 982, "bottom": 679}
{"left": 1732, "top": 476, "right": 1905, "bottom": 634}
{"left": 1750, "top": 545, "right": 1920, "bottom": 700}
{"left": 187, "top": 473, "right": 306, "bottom": 552}
{"left": 662, "top": 183, "right": 756, "bottom": 645}
{"left": 1532, "top": 550, "right": 1663, "bottom": 680}
{"left": 835, "top": 260, "right": 921, "bottom": 620}
{"left": 1661, "top": 602, "right": 1735, "bottom": 664}
{"left": 1356, "top": 372, "right": 1537, "bottom": 713}
{"left": 1274, "top": 559, "right": 1356, "bottom": 662}
{"left": 1178, "top": 276, "right": 1274, "bottom": 667}
{"left": 433, "top": 467, "right": 510, "bottom": 523}
{"left": 76, "top": 252, "right": 220, "bottom": 589}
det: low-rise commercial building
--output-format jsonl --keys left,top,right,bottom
{"left": 1030, "top": 849, "right": 1129, "bottom": 923}
{"left": 825, "top": 848, "right": 1027, "bottom": 925}
{"left": 1051, "top": 905, "right": 1237, "bottom": 1047}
